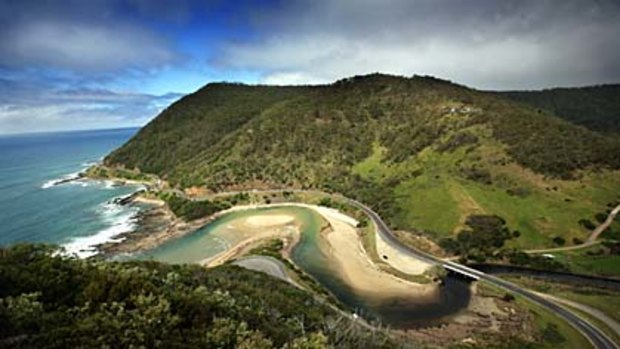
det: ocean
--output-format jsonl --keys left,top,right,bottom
{"left": 0, "top": 128, "right": 143, "bottom": 257}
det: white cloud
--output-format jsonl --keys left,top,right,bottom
{"left": 0, "top": 81, "right": 181, "bottom": 134}
{"left": 2, "top": 21, "right": 178, "bottom": 72}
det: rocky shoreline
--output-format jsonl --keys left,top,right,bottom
{"left": 94, "top": 192, "right": 229, "bottom": 259}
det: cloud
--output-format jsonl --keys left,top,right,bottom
{"left": 0, "top": 0, "right": 182, "bottom": 75}
{"left": 0, "top": 78, "right": 182, "bottom": 134}
{"left": 0, "top": 0, "right": 189, "bottom": 134}
{"left": 1, "top": 21, "right": 178, "bottom": 72}
{"left": 218, "top": 0, "right": 620, "bottom": 89}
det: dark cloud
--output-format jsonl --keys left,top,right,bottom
{"left": 220, "top": 0, "right": 620, "bottom": 89}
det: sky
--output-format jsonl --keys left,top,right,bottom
{"left": 1, "top": 0, "right": 619, "bottom": 134}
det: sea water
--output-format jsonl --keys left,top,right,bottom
{"left": 0, "top": 128, "right": 142, "bottom": 257}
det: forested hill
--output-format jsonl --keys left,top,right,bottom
{"left": 497, "top": 84, "right": 620, "bottom": 135}
{"left": 105, "top": 74, "right": 620, "bottom": 248}
{"left": 106, "top": 74, "right": 620, "bottom": 186}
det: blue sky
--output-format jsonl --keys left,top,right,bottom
{"left": 1, "top": 0, "right": 619, "bottom": 134}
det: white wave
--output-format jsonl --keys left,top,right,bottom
{"left": 62, "top": 200, "right": 140, "bottom": 258}
{"left": 41, "top": 171, "right": 83, "bottom": 189}
{"left": 41, "top": 160, "right": 102, "bottom": 189}
{"left": 81, "top": 161, "right": 99, "bottom": 167}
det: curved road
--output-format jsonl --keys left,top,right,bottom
{"left": 344, "top": 196, "right": 619, "bottom": 349}
{"left": 171, "top": 188, "right": 618, "bottom": 349}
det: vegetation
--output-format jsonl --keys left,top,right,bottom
{"left": 475, "top": 283, "right": 593, "bottom": 349}
{"left": 104, "top": 73, "right": 620, "bottom": 249}
{"left": 0, "top": 244, "right": 402, "bottom": 349}
{"left": 550, "top": 243, "right": 620, "bottom": 278}
{"left": 498, "top": 84, "right": 620, "bottom": 134}
{"left": 503, "top": 275, "right": 620, "bottom": 324}
{"left": 85, "top": 164, "right": 154, "bottom": 183}
{"left": 157, "top": 192, "right": 231, "bottom": 220}
{"left": 502, "top": 275, "right": 620, "bottom": 345}
{"left": 439, "top": 215, "right": 514, "bottom": 262}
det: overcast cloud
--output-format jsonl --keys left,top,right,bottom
{"left": 220, "top": 0, "right": 620, "bottom": 89}
{"left": 0, "top": 0, "right": 619, "bottom": 134}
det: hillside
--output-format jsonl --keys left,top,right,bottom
{"left": 105, "top": 74, "right": 620, "bottom": 249}
{"left": 498, "top": 85, "right": 620, "bottom": 135}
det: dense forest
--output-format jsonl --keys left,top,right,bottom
{"left": 0, "top": 244, "right": 401, "bottom": 349}
{"left": 498, "top": 84, "right": 620, "bottom": 134}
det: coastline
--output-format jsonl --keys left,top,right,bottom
{"left": 38, "top": 165, "right": 155, "bottom": 258}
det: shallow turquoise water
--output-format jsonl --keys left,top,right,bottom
{"left": 136, "top": 206, "right": 320, "bottom": 264}
{"left": 138, "top": 205, "right": 472, "bottom": 327}
{"left": 0, "top": 128, "right": 141, "bottom": 256}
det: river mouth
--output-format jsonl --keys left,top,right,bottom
{"left": 135, "top": 205, "right": 471, "bottom": 328}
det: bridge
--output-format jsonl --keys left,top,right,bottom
{"left": 443, "top": 263, "right": 480, "bottom": 280}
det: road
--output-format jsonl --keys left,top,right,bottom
{"left": 172, "top": 187, "right": 618, "bottom": 349}
{"left": 535, "top": 292, "right": 620, "bottom": 337}
{"left": 345, "top": 196, "right": 619, "bottom": 349}
{"left": 588, "top": 203, "right": 620, "bottom": 242}
{"left": 524, "top": 202, "right": 619, "bottom": 254}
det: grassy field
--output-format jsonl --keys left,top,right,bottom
{"left": 477, "top": 282, "right": 594, "bottom": 349}
{"left": 351, "top": 130, "right": 620, "bottom": 250}
{"left": 550, "top": 244, "right": 620, "bottom": 278}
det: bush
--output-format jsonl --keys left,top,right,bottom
{"left": 502, "top": 293, "right": 516, "bottom": 302}
{"left": 0, "top": 244, "right": 400, "bottom": 348}
{"left": 541, "top": 323, "right": 565, "bottom": 345}
{"left": 595, "top": 213, "right": 608, "bottom": 223}
{"left": 578, "top": 219, "right": 596, "bottom": 230}
{"left": 552, "top": 236, "right": 566, "bottom": 246}
{"left": 439, "top": 215, "right": 512, "bottom": 262}
{"left": 159, "top": 193, "right": 231, "bottom": 220}
{"left": 461, "top": 166, "right": 492, "bottom": 185}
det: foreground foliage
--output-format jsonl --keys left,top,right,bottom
{"left": 0, "top": 244, "right": 400, "bottom": 349}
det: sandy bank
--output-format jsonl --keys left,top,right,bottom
{"left": 244, "top": 214, "right": 295, "bottom": 226}
{"left": 319, "top": 209, "right": 436, "bottom": 299}
{"left": 200, "top": 210, "right": 299, "bottom": 267}
{"left": 375, "top": 231, "right": 432, "bottom": 275}
{"left": 210, "top": 202, "right": 436, "bottom": 297}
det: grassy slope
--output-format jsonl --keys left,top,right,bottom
{"left": 353, "top": 124, "right": 620, "bottom": 248}
{"left": 550, "top": 244, "right": 620, "bottom": 278}
{"left": 105, "top": 74, "right": 620, "bottom": 249}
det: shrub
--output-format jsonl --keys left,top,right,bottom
{"left": 552, "top": 236, "right": 566, "bottom": 246}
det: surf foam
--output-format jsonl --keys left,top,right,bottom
{"left": 62, "top": 199, "right": 140, "bottom": 258}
